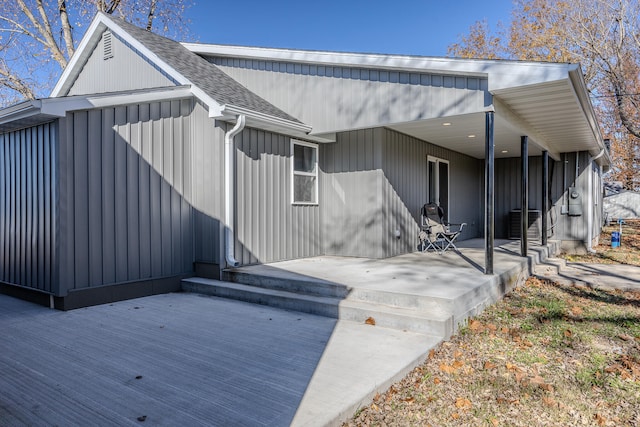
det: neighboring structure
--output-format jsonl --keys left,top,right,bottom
{"left": 0, "top": 13, "right": 610, "bottom": 309}
{"left": 604, "top": 182, "right": 640, "bottom": 219}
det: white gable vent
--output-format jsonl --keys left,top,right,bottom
{"left": 103, "top": 31, "right": 114, "bottom": 60}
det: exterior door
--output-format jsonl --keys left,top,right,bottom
{"left": 427, "top": 156, "right": 450, "bottom": 221}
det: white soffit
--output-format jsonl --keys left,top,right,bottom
{"left": 493, "top": 80, "right": 600, "bottom": 155}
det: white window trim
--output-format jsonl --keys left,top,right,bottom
{"left": 427, "top": 155, "right": 450, "bottom": 215}
{"left": 291, "top": 139, "right": 319, "bottom": 205}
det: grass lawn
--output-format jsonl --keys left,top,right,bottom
{"left": 345, "top": 225, "right": 640, "bottom": 426}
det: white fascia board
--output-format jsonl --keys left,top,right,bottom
{"left": 40, "top": 86, "right": 194, "bottom": 117}
{"left": 0, "top": 100, "right": 42, "bottom": 124}
{"left": 568, "top": 66, "right": 609, "bottom": 162}
{"left": 86, "top": 86, "right": 193, "bottom": 108}
{"left": 221, "top": 104, "right": 312, "bottom": 134}
{"left": 183, "top": 42, "right": 574, "bottom": 91}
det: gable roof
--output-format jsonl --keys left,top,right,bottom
{"left": 52, "top": 13, "right": 311, "bottom": 136}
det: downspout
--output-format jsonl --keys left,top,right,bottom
{"left": 224, "top": 115, "right": 246, "bottom": 267}
{"left": 586, "top": 149, "right": 606, "bottom": 253}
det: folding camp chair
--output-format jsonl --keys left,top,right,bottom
{"left": 418, "top": 203, "right": 466, "bottom": 254}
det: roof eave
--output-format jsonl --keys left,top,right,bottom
{"left": 567, "top": 66, "right": 610, "bottom": 164}
{"left": 217, "top": 104, "right": 327, "bottom": 142}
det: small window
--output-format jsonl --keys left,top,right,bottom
{"left": 103, "top": 31, "right": 114, "bottom": 60}
{"left": 292, "top": 140, "right": 318, "bottom": 204}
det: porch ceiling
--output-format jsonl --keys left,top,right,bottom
{"left": 387, "top": 80, "right": 602, "bottom": 161}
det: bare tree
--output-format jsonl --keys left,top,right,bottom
{"left": 0, "top": 0, "right": 192, "bottom": 106}
{"left": 448, "top": 0, "right": 640, "bottom": 190}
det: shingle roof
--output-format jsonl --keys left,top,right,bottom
{"left": 106, "top": 14, "right": 301, "bottom": 124}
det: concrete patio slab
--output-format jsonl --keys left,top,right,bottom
{"left": 0, "top": 292, "right": 438, "bottom": 427}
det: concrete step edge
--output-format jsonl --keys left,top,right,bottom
{"left": 222, "top": 270, "right": 351, "bottom": 298}
{"left": 181, "top": 278, "right": 453, "bottom": 336}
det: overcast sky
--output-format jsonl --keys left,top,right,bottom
{"left": 186, "top": 0, "right": 514, "bottom": 57}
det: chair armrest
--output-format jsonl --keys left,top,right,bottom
{"left": 447, "top": 222, "right": 466, "bottom": 232}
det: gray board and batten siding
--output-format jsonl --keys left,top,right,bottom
{"left": 57, "top": 100, "right": 195, "bottom": 307}
{"left": 208, "top": 57, "right": 490, "bottom": 134}
{"left": 494, "top": 151, "right": 603, "bottom": 245}
{"left": 321, "top": 127, "right": 483, "bottom": 259}
{"left": 189, "top": 101, "right": 322, "bottom": 268}
{"left": 0, "top": 122, "right": 58, "bottom": 295}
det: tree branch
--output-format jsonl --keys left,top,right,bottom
{"left": 58, "top": 0, "right": 74, "bottom": 58}
{"left": 16, "top": 0, "right": 67, "bottom": 68}
{"left": 146, "top": 0, "right": 158, "bottom": 31}
{"left": 0, "top": 61, "right": 36, "bottom": 99}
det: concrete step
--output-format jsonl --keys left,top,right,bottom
{"left": 181, "top": 277, "right": 452, "bottom": 337}
{"left": 533, "top": 257, "right": 567, "bottom": 277}
{"left": 222, "top": 270, "right": 350, "bottom": 298}
{"left": 224, "top": 268, "right": 467, "bottom": 316}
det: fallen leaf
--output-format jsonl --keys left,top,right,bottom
{"left": 454, "top": 350, "right": 463, "bottom": 359}
{"left": 455, "top": 397, "right": 472, "bottom": 410}
{"left": 491, "top": 418, "right": 499, "bottom": 426}
{"left": 529, "top": 375, "right": 546, "bottom": 386}
{"left": 433, "top": 377, "right": 441, "bottom": 384}
{"left": 371, "top": 403, "right": 379, "bottom": 411}
{"left": 571, "top": 306, "right": 583, "bottom": 316}
{"left": 594, "top": 413, "right": 607, "bottom": 426}
{"left": 618, "top": 333, "right": 632, "bottom": 341}
{"left": 439, "top": 363, "right": 456, "bottom": 374}
{"left": 484, "top": 361, "right": 497, "bottom": 370}
{"left": 506, "top": 362, "right": 521, "bottom": 372}
{"left": 469, "top": 319, "right": 483, "bottom": 332}
{"left": 428, "top": 349, "right": 436, "bottom": 359}
{"left": 564, "top": 329, "right": 573, "bottom": 338}
{"left": 604, "top": 364, "right": 623, "bottom": 374}
{"left": 365, "top": 317, "right": 376, "bottom": 326}
{"left": 542, "top": 396, "right": 557, "bottom": 407}
{"left": 521, "top": 339, "right": 534, "bottom": 347}
{"left": 451, "top": 413, "right": 460, "bottom": 420}
{"left": 452, "top": 360, "right": 465, "bottom": 369}
{"left": 487, "top": 323, "right": 498, "bottom": 332}
{"left": 402, "top": 396, "right": 415, "bottom": 404}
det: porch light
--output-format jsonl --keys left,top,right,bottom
{"left": 442, "top": 122, "right": 452, "bottom": 126}
{"left": 501, "top": 150, "right": 508, "bottom": 153}
{"left": 468, "top": 134, "right": 476, "bottom": 138}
